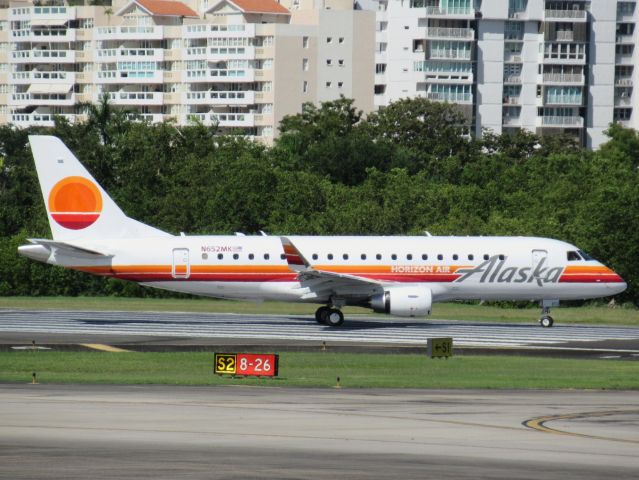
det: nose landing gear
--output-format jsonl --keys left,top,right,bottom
{"left": 539, "top": 304, "right": 554, "bottom": 328}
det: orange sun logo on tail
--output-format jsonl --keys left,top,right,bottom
{"left": 48, "top": 176, "right": 103, "bottom": 230}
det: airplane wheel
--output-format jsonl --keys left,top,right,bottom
{"left": 315, "top": 306, "right": 330, "bottom": 324}
{"left": 324, "top": 308, "right": 344, "bottom": 327}
{"left": 540, "top": 315, "right": 554, "bottom": 328}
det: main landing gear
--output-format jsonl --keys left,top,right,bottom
{"left": 539, "top": 305, "right": 554, "bottom": 328}
{"left": 315, "top": 306, "right": 345, "bottom": 327}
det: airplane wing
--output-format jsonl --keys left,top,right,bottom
{"left": 280, "top": 237, "right": 382, "bottom": 300}
{"left": 26, "top": 238, "right": 111, "bottom": 257}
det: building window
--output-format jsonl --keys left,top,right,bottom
{"left": 338, "top": 82, "right": 343, "bottom": 88}
{"left": 326, "top": 59, "right": 332, "bottom": 66}
{"left": 327, "top": 37, "right": 332, "bottom": 43}
{"left": 302, "top": 58, "right": 309, "bottom": 71}
{"left": 303, "top": 80, "right": 308, "bottom": 93}
{"left": 326, "top": 81, "right": 331, "bottom": 88}
{"left": 338, "top": 37, "right": 344, "bottom": 44}
{"left": 338, "top": 59, "right": 344, "bottom": 66}
{"left": 303, "top": 36, "right": 309, "bottom": 48}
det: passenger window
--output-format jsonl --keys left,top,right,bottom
{"left": 483, "top": 254, "right": 489, "bottom": 260}
{"left": 407, "top": 254, "right": 413, "bottom": 260}
{"left": 280, "top": 253, "right": 286, "bottom": 260}
{"left": 202, "top": 253, "right": 208, "bottom": 260}
{"left": 498, "top": 254, "right": 505, "bottom": 261}
{"left": 218, "top": 253, "right": 224, "bottom": 260}
{"left": 312, "top": 253, "right": 318, "bottom": 260}
{"left": 233, "top": 253, "right": 239, "bottom": 260}
{"left": 328, "top": 253, "right": 334, "bottom": 260}
{"left": 468, "top": 254, "right": 474, "bottom": 260}
{"left": 361, "top": 254, "right": 367, "bottom": 260}
{"left": 391, "top": 254, "right": 397, "bottom": 260}
{"left": 343, "top": 254, "right": 349, "bottom": 260}
{"left": 567, "top": 251, "right": 581, "bottom": 261}
{"left": 376, "top": 254, "right": 382, "bottom": 260}
{"left": 264, "top": 253, "right": 270, "bottom": 260}
{"left": 248, "top": 253, "right": 254, "bottom": 260}
{"left": 437, "top": 254, "right": 443, "bottom": 261}
{"left": 422, "top": 254, "right": 428, "bottom": 260}
{"left": 453, "top": 254, "right": 458, "bottom": 261}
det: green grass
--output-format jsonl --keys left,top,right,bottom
{"left": 0, "top": 296, "right": 637, "bottom": 326}
{"left": 1, "top": 351, "right": 638, "bottom": 389}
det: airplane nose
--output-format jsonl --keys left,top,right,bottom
{"left": 606, "top": 271, "right": 627, "bottom": 295}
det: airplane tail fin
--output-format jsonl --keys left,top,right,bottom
{"left": 28, "top": 135, "right": 170, "bottom": 241}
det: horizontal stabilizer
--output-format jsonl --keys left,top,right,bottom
{"left": 23, "top": 238, "right": 111, "bottom": 257}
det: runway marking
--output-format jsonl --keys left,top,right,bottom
{"left": 524, "top": 410, "right": 639, "bottom": 444}
{"left": 80, "top": 343, "right": 131, "bottom": 353}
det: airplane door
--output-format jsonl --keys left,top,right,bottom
{"left": 172, "top": 248, "right": 190, "bottom": 279}
{"left": 532, "top": 249, "right": 547, "bottom": 274}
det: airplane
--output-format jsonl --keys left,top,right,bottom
{"left": 18, "top": 135, "right": 626, "bottom": 328}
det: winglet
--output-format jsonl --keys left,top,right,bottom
{"left": 280, "top": 237, "right": 311, "bottom": 272}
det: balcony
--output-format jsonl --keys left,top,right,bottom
{"left": 183, "top": 23, "right": 255, "bottom": 39}
{"left": 10, "top": 6, "right": 76, "bottom": 21}
{"left": 127, "top": 113, "right": 165, "bottom": 123}
{"left": 185, "top": 47, "right": 207, "bottom": 60}
{"left": 615, "top": 54, "right": 635, "bottom": 65}
{"left": 105, "top": 91, "right": 164, "bottom": 105}
{"left": 544, "top": 95, "right": 583, "bottom": 106}
{"left": 545, "top": 9, "right": 587, "bottom": 21}
{"left": 209, "top": 69, "right": 255, "bottom": 82}
{"left": 426, "top": 91, "right": 473, "bottom": 104}
{"left": 96, "top": 48, "right": 164, "bottom": 63}
{"left": 95, "top": 70, "right": 163, "bottom": 84}
{"left": 503, "top": 115, "right": 522, "bottom": 126}
{"left": 555, "top": 31, "right": 574, "bottom": 42}
{"left": 543, "top": 43, "right": 587, "bottom": 64}
{"left": 184, "top": 90, "right": 255, "bottom": 105}
{"left": 424, "top": 6, "right": 474, "bottom": 18}
{"left": 425, "top": 27, "right": 474, "bottom": 40}
{"left": 11, "top": 49, "right": 76, "bottom": 64}
{"left": 616, "top": 34, "right": 635, "bottom": 44}
{"left": 12, "top": 28, "right": 76, "bottom": 43}
{"left": 429, "top": 50, "right": 472, "bottom": 60}
{"left": 11, "top": 71, "right": 75, "bottom": 84}
{"left": 538, "top": 115, "right": 584, "bottom": 127}
{"left": 615, "top": 96, "right": 633, "bottom": 107}
{"left": 503, "top": 96, "right": 521, "bottom": 105}
{"left": 184, "top": 112, "right": 255, "bottom": 127}
{"left": 10, "top": 92, "right": 75, "bottom": 106}
{"left": 95, "top": 26, "right": 164, "bottom": 41}
{"left": 542, "top": 73, "right": 585, "bottom": 85}
{"left": 208, "top": 46, "right": 256, "bottom": 61}
{"left": 615, "top": 77, "right": 634, "bottom": 87}
{"left": 10, "top": 112, "right": 75, "bottom": 127}
{"left": 503, "top": 75, "right": 522, "bottom": 85}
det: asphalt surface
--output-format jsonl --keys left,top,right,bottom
{"left": 1, "top": 309, "right": 639, "bottom": 358}
{"left": 1, "top": 385, "right": 638, "bottom": 479}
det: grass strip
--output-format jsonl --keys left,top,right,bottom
{"left": 0, "top": 296, "right": 637, "bottom": 326}
{"left": 1, "top": 351, "right": 638, "bottom": 389}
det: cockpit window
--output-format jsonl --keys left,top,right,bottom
{"left": 567, "top": 251, "right": 581, "bottom": 261}
{"left": 578, "top": 249, "right": 595, "bottom": 261}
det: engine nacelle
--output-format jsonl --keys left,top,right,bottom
{"left": 370, "top": 287, "right": 432, "bottom": 317}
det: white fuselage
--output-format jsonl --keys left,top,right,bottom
{"left": 33, "top": 235, "right": 626, "bottom": 307}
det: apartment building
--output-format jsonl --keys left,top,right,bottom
{"left": 0, "top": 0, "right": 374, "bottom": 143}
{"left": 373, "top": 0, "right": 638, "bottom": 148}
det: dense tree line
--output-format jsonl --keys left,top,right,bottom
{"left": 0, "top": 97, "right": 637, "bottom": 304}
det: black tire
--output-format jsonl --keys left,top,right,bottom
{"left": 315, "top": 306, "right": 330, "bottom": 324}
{"left": 540, "top": 315, "right": 554, "bottom": 328}
{"left": 324, "top": 308, "right": 344, "bottom": 327}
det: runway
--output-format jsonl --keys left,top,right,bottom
{"left": 1, "top": 385, "right": 638, "bottom": 479}
{"left": 1, "top": 309, "right": 639, "bottom": 355}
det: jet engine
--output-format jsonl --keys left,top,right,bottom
{"left": 370, "top": 287, "right": 432, "bottom": 317}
